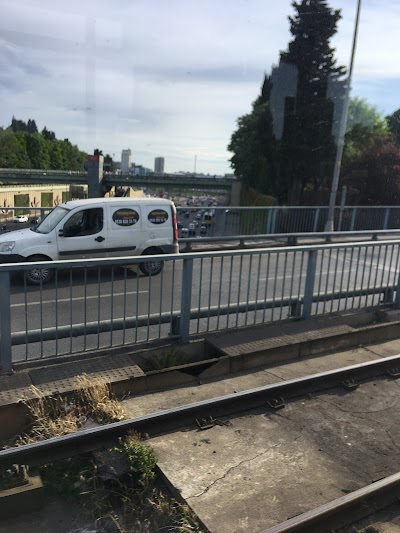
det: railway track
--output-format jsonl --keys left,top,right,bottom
{"left": 2, "top": 353, "right": 400, "bottom": 532}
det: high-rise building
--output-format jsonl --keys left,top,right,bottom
{"left": 154, "top": 157, "right": 165, "bottom": 174}
{"left": 121, "top": 149, "right": 132, "bottom": 173}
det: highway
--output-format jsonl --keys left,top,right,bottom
{"left": 10, "top": 241, "right": 400, "bottom": 362}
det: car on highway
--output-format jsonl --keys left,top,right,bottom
{"left": 181, "top": 228, "right": 189, "bottom": 236}
{"left": 177, "top": 221, "right": 183, "bottom": 229}
{"left": 14, "top": 215, "right": 28, "bottom": 223}
{"left": 200, "top": 224, "right": 207, "bottom": 235}
{"left": 196, "top": 212, "right": 202, "bottom": 219}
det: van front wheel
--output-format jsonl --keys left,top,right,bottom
{"left": 24, "top": 255, "right": 54, "bottom": 285}
{"left": 139, "top": 249, "right": 164, "bottom": 276}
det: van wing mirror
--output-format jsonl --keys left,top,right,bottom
{"left": 59, "top": 229, "right": 64, "bottom": 237}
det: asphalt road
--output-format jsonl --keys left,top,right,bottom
{"left": 9, "top": 242, "right": 400, "bottom": 362}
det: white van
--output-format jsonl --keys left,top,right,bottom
{"left": 0, "top": 197, "right": 179, "bottom": 284}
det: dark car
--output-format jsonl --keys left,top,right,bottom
{"left": 200, "top": 224, "right": 207, "bottom": 235}
{"left": 177, "top": 221, "right": 183, "bottom": 229}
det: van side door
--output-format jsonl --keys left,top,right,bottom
{"left": 56, "top": 207, "right": 106, "bottom": 259}
{"left": 107, "top": 204, "right": 143, "bottom": 257}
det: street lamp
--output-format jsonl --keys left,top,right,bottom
{"left": 325, "top": 0, "right": 362, "bottom": 232}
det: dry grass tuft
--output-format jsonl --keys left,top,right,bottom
{"left": 74, "top": 374, "right": 125, "bottom": 424}
{"left": 17, "top": 374, "right": 125, "bottom": 445}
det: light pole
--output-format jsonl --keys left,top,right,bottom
{"left": 325, "top": 0, "right": 362, "bottom": 232}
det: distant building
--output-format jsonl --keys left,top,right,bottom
{"left": 154, "top": 157, "right": 165, "bottom": 174}
{"left": 133, "top": 165, "right": 152, "bottom": 177}
{"left": 121, "top": 149, "right": 132, "bottom": 173}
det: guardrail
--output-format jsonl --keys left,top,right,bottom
{"left": 176, "top": 205, "right": 400, "bottom": 236}
{"left": 1, "top": 205, "right": 399, "bottom": 238}
{"left": 1, "top": 239, "right": 400, "bottom": 373}
{"left": 179, "top": 229, "right": 400, "bottom": 250}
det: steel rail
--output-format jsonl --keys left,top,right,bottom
{"left": 1, "top": 238, "right": 400, "bottom": 273}
{"left": 1, "top": 353, "right": 400, "bottom": 468}
{"left": 262, "top": 470, "right": 400, "bottom": 533}
{"left": 10, "top": 284, "right": 393, "bottom": 346}
{"left": 180, "top": 228, "right": 400, "bottom": 250}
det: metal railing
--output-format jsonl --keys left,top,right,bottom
{"left": 1, "top": 205, "right": 399, "bottom": 238}
{"left": 1, "top": 239, "right": 400, "bottom": 373}
{"left": 180, "top": 229, "right": 400, "bottom": 250}
{"left": 176, "top": 205, "right": 400, "bottom": 237}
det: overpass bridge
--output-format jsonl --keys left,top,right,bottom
{"left": 0, "top": 169, "right": 237, "bottom": 193}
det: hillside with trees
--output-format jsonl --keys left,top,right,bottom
{"left": 0, "top": 117, "right": 87, "bottom": 171}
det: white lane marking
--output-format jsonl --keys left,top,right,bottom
{"left": 11, "top": 290, "right": 149, "bottom": 308}
{"left": 259, "top": 269, "right": 351, "bottom": 281}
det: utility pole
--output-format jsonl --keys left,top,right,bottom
{"left": 194, "top": 155, "right": 197, "bottom": 174}
{"left": 325, "top": 0, "right": 362, "bottom": 232}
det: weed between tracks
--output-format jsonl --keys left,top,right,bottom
{"left": 10, "top": 374, "right": 202, "bottom": 532}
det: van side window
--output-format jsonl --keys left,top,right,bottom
{"left": 63, "top": 208, "right": 103, "bottom": 237}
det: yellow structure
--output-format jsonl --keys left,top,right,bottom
{"left": 0, "top": 184, "right": 144, "bottom": 221}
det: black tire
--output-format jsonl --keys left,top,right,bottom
{"left": 139, "top": 249, "right": 164, "bottom": 276}
{"left": 24, "top": 255, "right": 54, "bottom": 285}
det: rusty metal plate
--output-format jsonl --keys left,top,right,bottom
{"left": 29, "top": 354, "right": 145, "bottom": 395}
{"left": 0, "top": 372, "right": 36, "bottom": 406}
{"left": 207, "top": 322, "right": 354, "bottom": 357}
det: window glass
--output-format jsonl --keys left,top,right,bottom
{"left": 63, "top": 208, "right": 103, "bottom": 237}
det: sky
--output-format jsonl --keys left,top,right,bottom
{"left": 1, "top": 0, "right": 399, "bottom": 175}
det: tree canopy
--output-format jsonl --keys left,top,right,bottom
{"left": 387, "top": 108, "right": 400, "bottom": 144}
{"left": 228, "top": 0, "right": 346, "bottom": 204}
{"left": 0, "top": 118, "right": 87, "bottom": 171}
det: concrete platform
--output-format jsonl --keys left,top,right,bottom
{"left": 149, "top": 377, "right": 400, "bottom": 532}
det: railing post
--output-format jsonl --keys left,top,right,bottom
{"left": 303, "top": 250, "right": 318, "bottom": 319}
{"left": 271, "top": 209, "right": 277, "bottom": 234}
{"left": 396, "top": 270, "right": 400, "bottom": 309}
{"left": 350, "top": 207, "right": 357, "bottom": 231}
{"left": 219, "top": 209, "right": 227, "bottom": 236}
{"left": 266, "top": 210, "right": 272, "bottom": 234}
{"left": 384, "top": 208, "right": 390, "bottom": 230}
{"left": 0, "top": 271, "right": 12, "bottom": 374}
{"left": 179, "top": 257, "right": 193, "bottom": 343}
{"left": 312, "top": 208, "right": 320, "bottom": 232}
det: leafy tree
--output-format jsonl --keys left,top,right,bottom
{"left": 387, "top": 108, "right": 400, "bottom": 144}
{"left": 278, "top": 0, "right": 346, "bottom": 203}
{"left": 49, "top": 142, "right": 66, "bottom": 169}
{"left": 0, "top": 130, "right": 29, "bottom": 168}
{"left": 347, "top": 97, "right": 387, "bottom": 132}
{"left": 228, "top": 0, "right": 346, "bottom": 204}
{"left": 94, "top": 148, "right": 103, "bottom": 156}
{"left": 342, "top": 140, "right": 400, "bottom": 205}
{"left": 25, "top": 133, "right": 50, "bottom": 169}
{"left": 104, "top": 154, "right": 114, "bottom": 172}
{"left": 11, "top": 116, "right": 27, "bottom": 133}
{"left": 0, "top": 118, "right": 87, "bottom": 171}
{"left": 42, "top": 126, "right": 56, "bottom": 141}
{"left": 228, "top": 75, "right": 276, "bottom": 195}
{"left": 344, "top": 122, "right": 390, "bottom": 163}
{"left": 27, "top": 119, "right": 38, "bottom": 134}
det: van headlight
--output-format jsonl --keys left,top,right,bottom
{"left": 0, "top": 241, "right": 15, "bottom": 252}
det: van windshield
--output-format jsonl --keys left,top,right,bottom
{"left": 36, "top": 206, "right": 70, "bottom": 234}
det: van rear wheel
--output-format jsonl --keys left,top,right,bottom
{"left": 24, "top": 255, "right": 54, "bottom": 285}
{"left": 139, "top": 249, "right": 164, "bottom": 276}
